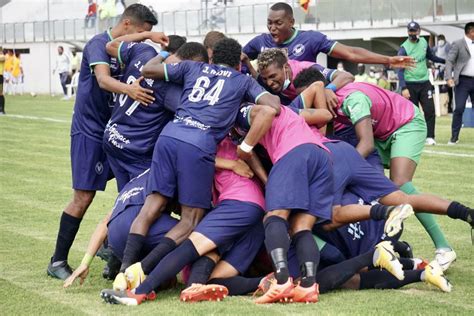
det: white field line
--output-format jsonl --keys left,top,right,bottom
{"left": 2, "top": 114, "right": 69, "bottom": 123}
{"left": 423, "top": 149, "right": 474, "bottom": 158}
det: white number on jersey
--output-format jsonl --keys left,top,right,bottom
{"left": 188, "top": 76, "right": 225, "bottom": 106}
{"left": 118, "top": 75, "right": 141, "bottom": 116}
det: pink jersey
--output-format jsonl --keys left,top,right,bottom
{"left": 260, "top": 106, "right": 329, "bottom": 163}
{"left": 335, "top": 83, "right": 415, "bottom": 140}
{"left": 282, "top": 60, "right": 316, "bottom": 100}
{"left": 214, "top": 137, "right": 265, "bottom": 209}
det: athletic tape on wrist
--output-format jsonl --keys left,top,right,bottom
{"left": 325, "top": 83, "right": 337, "bottom": 92}
{"left": 81, "top": 253, "right": 93, "bottom": 267}
{"left": 239, "top": 140, "right": 254, "bottom": 153}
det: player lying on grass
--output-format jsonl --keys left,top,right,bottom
{"left": 290, "top": 74, "right": 474, "bottom": 257}
{"left": 100, "top": 135, "right": 268, "bottom": 304}
{"left": 103, "top": 38, "right": 209, "bottom": 190}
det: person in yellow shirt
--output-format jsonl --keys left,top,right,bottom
{"left": 3, "top": 49, "right": 14, "bottom": 95}
{"left": 11, "top": 52, "right": 23, "bottom": 95}
{"left": 0, "top": 47, "right": 5, "bottom": 114}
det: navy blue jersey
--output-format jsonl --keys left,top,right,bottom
{"left": 71, "top": 30, "right": 121, "bottom": 142}
{"left": 243, "top": 30, "right": 336, "bottom": 62}
{"left": 109, "top": 169, "right": 149, "bottom": 224}
{"left": 160, "top": 61, "right": 269, "bottom": 153}
{"left": 103, "top": 42, "right": 175, "bottom": 162}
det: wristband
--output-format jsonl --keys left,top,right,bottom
{"left": 325, "top": 83, "right": 337, "bottom": 92}
{"left": 159, "top": 50, "right": 170, "bottom": 60}
{"left": 81, "top": 253, "right": 94, "bottom": 267}
{"left": 239, "top": 140, "right": 254, "bottom": 153}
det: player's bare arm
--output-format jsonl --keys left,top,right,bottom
{"left": 215, "top": 157, "right": 254, "bottom": 179}
{"left": 246, "top": 151, "right": 268, "bottom": 185}
{"left": 330, "top": 42, "right": 415, "bottom": 68}
{"left": 254, "top": 93, "right": 281, "bottom": 114}
{"left": 94, "top": 64, "right": 155, "bottom": 105}
{"left": 353, "top": 117, "right": 375, "bottom": 158}
{"left": 141, "top": 59, "right": 166, "bottom": 79}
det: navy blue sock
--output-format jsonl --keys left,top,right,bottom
{"left": 293, "top": 230, "right": 319, "bottom": 287}
{"left": 141, "top": 237, "right": 177, "bottom": 274}
{"left": 317, "top": 251, "right": 374, "bottom": 293}
{"left": 359, "top": 269, "right": 422, "bottom": 289}
{"left": 0, "top": 95, "right": 5, "bottom": 113}
{"left": 369, "top": 204, "right": 390, "bottom": 221}
{"left": 209, "top": 277, "right": 262, "bottom": 295}
{"left": 392, "top": 240, "right": 413, "bottom": 258}
{"left": 186, "top": 256, "right": 216, "bottom": 287}
{"left": 120, "top": 233, "right": 146, "bottom": 272}
{"left": 52, "top": 212, "right": 82, "bottom": 262}
{"left": 319, "top": 242, "right": 346, "bottom": 268}
{"left": 264, "top": 216, "right": 290, "bottom": 285}
{"left": 135, "top": 239, "right": 200, "bottom": 294}
{"left": 447, "top": 201, "right": 474, "bottom": 224}
{"left": 399, "top": 257, "right": 415, "bottom": 270}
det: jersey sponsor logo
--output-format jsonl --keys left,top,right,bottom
{"left": 105, "top": 121, "right": 131, "bottom": 149}
{"left": 127, "top": 42, "right": 138, "bottom": 49}
{"left": 112, "top": 186, "right": 145, "bottom": 211}
{"left": 95, "top": 161, "right": 104, "bottom": 175}
{"left": 292, "top": 44, "right": 305, "bottom": 57}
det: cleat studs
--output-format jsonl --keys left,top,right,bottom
{"left": 213, "top": 288, "right": 216, "bottom": 292}
{"left": 217, "top": 298, "right": 221, "bottom": 302}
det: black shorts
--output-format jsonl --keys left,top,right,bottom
{"left": 0, "top": 75, "right": 3, "bottom": 84}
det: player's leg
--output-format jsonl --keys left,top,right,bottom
{"left": 450, "top": 79, "right": 470, "bottom": 143}
{"left": 419, "top": 82, "right": 436, "bottom": 142}
{"left": 0, "top": 74, "right": 5, "bottom": 114}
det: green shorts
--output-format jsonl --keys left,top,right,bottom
{"left": 375, "top": 106, "right": 427, "bottom": 168}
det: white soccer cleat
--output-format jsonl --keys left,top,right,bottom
{"left": 384, "top": 204, "right": 414, "bottom": 237}
{"left": 373, "top": 241, "right": 405, "bottom": 281}
{"left": 435, "top": 248, "right": 457, "bottom": 272}
{"left": 425, "top": 138, "right": 436, "bottom": 146}
{"left": 423, "top": 260, "right": 452, "bottom": 292}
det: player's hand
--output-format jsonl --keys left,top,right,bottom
{"left": 447, "top": 79, "right": 455, "bottom": 87}
{"left": 324, "top": 89, "right": 338, "bottom": 117}
{"left": 149, "top": 32, "right": 169, "bottom": 47}
{"left": 401, "top": 88, "right": 411, "bottom": 99}
{"left": 240, "top": 52, "right": 250, "bottom": 64}
{"left": 232, "top": 159, "right": 254, "bottom": 178}
{"left": 126, "top": 76, "right": 155, "bottom": 106}
{"left": 237, "top": 146, "right": 252, "bottom": 161}
{"left": 388, "top": 56, "right": 415, "bottom": 69}
{"left": 63, "top": 264, "right": 89, "bottom": 288}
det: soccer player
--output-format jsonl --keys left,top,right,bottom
{"left": 203, "top": 31, "right": 226, "bottom": 62}
{"left": 113, "top": 38, "right": 280, "bottom": 288}
{"left": 47, "top": 4, "right": 165, "bottom": 280}
{"left": 101, "top": 136, "right": 267, "bottom": 305}
{"left": 104, "top": 40, "right": 209, "bottom": 190}
{"left": 63, "top": 169, "right": 178, "bottom": 288}
{"left": 243, "top": 2, "right": 414, "bottom": 68}
{"left": 0, "top": 47, "right": 5, "bottom": 114}
{"left": 293, "top": 68, "right": 474, "bottom": 269}
{"left": 256, "top": 48, "right": 354, "bottom": 106}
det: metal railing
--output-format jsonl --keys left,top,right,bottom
{"left": 1, "top": 0, "right": 473, "bottom": 44}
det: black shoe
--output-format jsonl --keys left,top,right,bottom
{"left": 102, "top": 254, "right": 121, "bottom": 280}
{"left": 96, "top": 244, "right": 113, "bottom": 262}
{"left": 47, "top": 258, "right": 73, "bottom": 280}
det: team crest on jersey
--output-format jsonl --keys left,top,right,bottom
{"left": 292, "top": 44, "right": 305, "bottom": 57}
{"left": 95, "top": 162, "right": 104, "bottom": 175}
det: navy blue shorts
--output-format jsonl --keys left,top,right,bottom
{"left": 194, "top": 200, "right": 264, "bottom": 251}
{"left": 71, "top": 133, "right": 113, "bottom": 191}
{"left": 266, "top": 144, "right": 334, "bottom": 221}
{"left": 221, "top": 222, "right": 265, "bottom": 274}
{"left": 325, "top": 141, "right": 397, "bottom": 206}
{"left": 106, "top": 153, "right": 150, "bottom": 192}
{"left": 147, "top": 136, "right": 215, "bottom": 209}
{"left": 107, "top": 204, "right": 178, "bottom": 260}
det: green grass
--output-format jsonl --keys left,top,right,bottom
{"left": 1, "top": 95, "right": 474, "bottom": 315}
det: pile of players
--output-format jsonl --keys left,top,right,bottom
{"left": 46, "top": 3, "right": 474, "bottom": 306}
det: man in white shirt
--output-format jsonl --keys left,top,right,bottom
{"left": 54, "top": 46, "right": 71, "bottom": 100}
{"left": 445, "top": 22, "right": 474, "bottom": 144}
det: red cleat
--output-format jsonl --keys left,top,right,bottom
{"left": 180, "top": 283, "right": 228, "bottom": 302}
{"left": 254, "top": 278, "right": 294, "bottom": 304}
{"left": 293, "top": 283, "right": 319, "bottom": 303}
{"left": 253, "top": 272, "right": 275, "bottom": 297}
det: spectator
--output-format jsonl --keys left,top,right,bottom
{"left": 354, "top": 63, "right": 369, "bottom": 82}
{"left": 54, "top": 46, "right": 71, "bottom": 100}
{"left": 445, "top": 22, "right": 474, "bottom": 145}
{"left": 398, "top": 21, "right": 445, "bottom": 146}
{"left": 3, "top": 49, "right": 13, "bottom": 95}
{"left": 0, "top": 47, "right": 5, "bottom": 114}
{"left": 432, "top": 34, "right": 453, "bottom": 112}
{"left": 376, "top": 68, "right": 391, "bottom": 90}
{"left": 11, "top": 52, "right": 22, "bottom": 95}
{"left": 85, "top": 0, "right": 97, "bottom": 28}
{"left": 367, "top": 66, "right": 378, "bottom": 84}
{"left": 70, "top": 50, "right": 80, "bottom": 76}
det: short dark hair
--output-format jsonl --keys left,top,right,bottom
{"left": 465, "top": 22, "right": 474, "bottom": 34}
{"left": 203, "top": 31, "right": 226, "bottom": 50}
{"left": 270, "top": 2, "right": 293, "bottom": 17}
{"left": 257, "top": 48, "right": 287, "bottom": 71}
{"left": 165, "top": 35, "right": 187, "bottom": 54}
{"left": 293, "top": 67, "right": 328, "bottom": 89}
{"left": 122, "top": 3, "right": 158, "bottom": 26}
{"left": 212, "top": 38, "right": 242, "bottom": 68}
{"left": 176, "top": 42, "right": 209, "bottom": 63}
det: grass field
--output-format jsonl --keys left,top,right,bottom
{"left": 1, "top": 95, "right": 474, "bottom": 315}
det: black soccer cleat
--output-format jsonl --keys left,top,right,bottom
{"left": 102, "top": 253, "right": 122, "bottom": 280}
